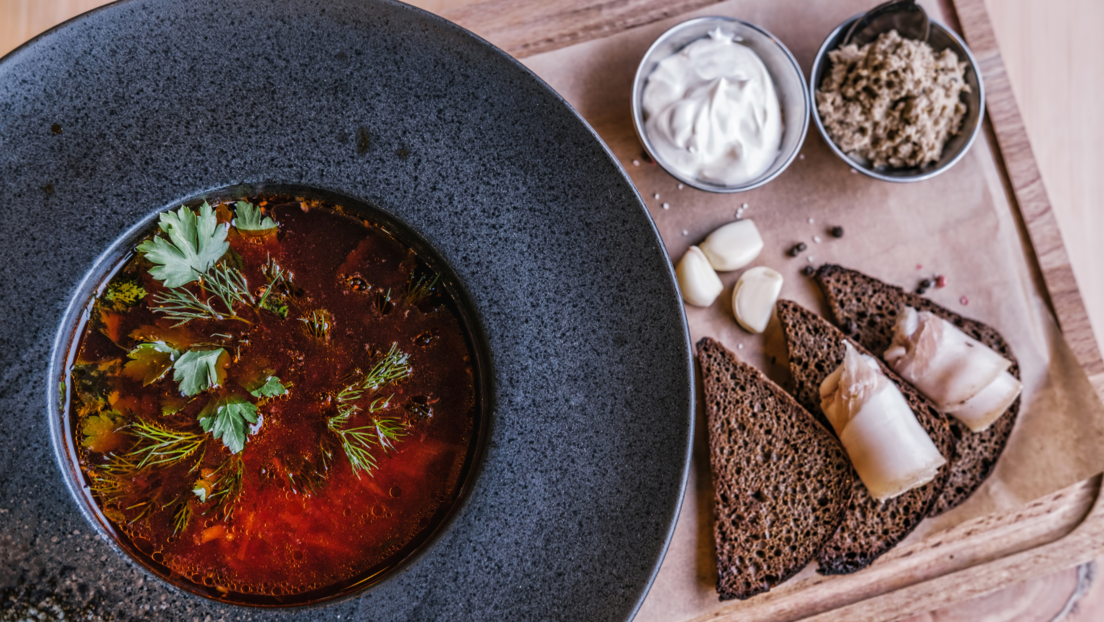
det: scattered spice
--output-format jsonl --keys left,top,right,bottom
{"left": 663, "top": 203, "right": 670, "bottom": 210}
{"left": 802, "top": 265, "right": 816, "bottom": 277}
{"left": 935, "top": 274, "right": 946, "bottom": 288}
{"left": 830, "top": 226, "right": 845, "bottom": 238}
{"left": 632, "top": 159, "right": 641, "bottom": 166}
{"left": 960, "top": 296, "right": 969, "bottom": 306}
{"left": 788, "top": 242, "right": 807, "bottom": 257}
{"left": 813, "top": 236, "right": 822, "bottom": 244}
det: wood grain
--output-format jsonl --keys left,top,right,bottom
{"left": 439, "top": 0, "right": 724, "bottom": 58}
{"left": 682, "top": 477, "right": 1100, "bottom": 622}
{"left": 952, "top": 0, "right": 1104, "bottom": 395}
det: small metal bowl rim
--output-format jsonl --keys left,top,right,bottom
{"left": 808, "top": 15, "right": 986, "bottom": 183}
{"left": 630, "top": 16, "right": 811, "bottom": 194}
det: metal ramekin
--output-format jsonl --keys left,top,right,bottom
{"left": 809, "top": 16, "right": 985, "bottom": 182}
{"left": 631, "top": 16, "right": 810, "bottom": 193}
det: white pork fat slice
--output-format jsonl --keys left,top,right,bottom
{"left": 885, "top": 306, "right": 1022, "bottom": 432}
{"left": 820, "top": 341, "right": 946, "bottom": 501}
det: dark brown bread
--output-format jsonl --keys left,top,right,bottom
{"left": 814, "top": 264, "right": 1020, "bottom": 515}
{"left": 775, "top": 300, "right": 954, "bottom": 575}
{"left": 697, "top": 337, "right": 853, "bottom": 600}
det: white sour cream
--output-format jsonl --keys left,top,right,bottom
{"left": 642, "top": 28, "right": 783, "bottom": 186}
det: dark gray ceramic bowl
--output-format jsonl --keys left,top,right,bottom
{"left": 0, "top": 0, "right": 694, "bottom": 620}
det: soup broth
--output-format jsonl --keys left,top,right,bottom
{"left": 66, "top": 195, "right": 479, "bottom": 604}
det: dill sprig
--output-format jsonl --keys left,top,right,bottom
{"left": 299, "top": 309, "right": 332, "bottom": 340}
{"left": 204, "top": 263, "right": 255, "bottom": 312}
{"left": 208, "top": 456, "right": 245, "bottom": 520}
{"left": 406, "top": 273, "right": 439, "bottom": 306}
{"left": 151, "top": 264, "right": 254, "bottom": 326}
{"left": 256, "top": 256, "right": 289, "bottom": 315}
{"left": 87, "top": 468, "right": 129, "bottom": 504}
{"left": 172, "top": 499, "right": 193, "bottom": 535}
{"left": 328, "top": 395, "right": 406, "bottom": 477}
{"left": 338, "top": 344, "right": 411, "bottom": 403}
{"left": 151, "top": 286, "right": 225, "bottom": 326}
{"left": 126, "top": 421, "right": 205, "bottom": 469}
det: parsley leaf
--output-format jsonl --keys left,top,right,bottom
{"left": 173, "top": 348, "right": 226, "bottom": 396}
{"left": 199, "top": 396, "right": 259, "bottom": 454}
{"left": 137, "top": 202, "right": 230, "bottom": 288}
{"left": 81, "top": 409, "right": 125, "bottom": 453}
{"left": 122, "top": 342, "right": 179, "bottom": 386}
{"left": 233, "top": 200, "right": 277, "bottom": 232}
{"left": 249, "top": 376, "right": 288, "bottom": 398}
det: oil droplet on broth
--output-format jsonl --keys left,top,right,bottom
{"left": 389, "top": 486, "right": 402, "bottom": 498}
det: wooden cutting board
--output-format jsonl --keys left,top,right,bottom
{"left": 5, "top": 0, "right": 1103, "bottom": 620}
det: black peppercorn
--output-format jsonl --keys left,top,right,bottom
{"left": 802, "top": 265, "right": 815, "bottom": 277}
{"left": 830, "top": 226, "right": 844, "bottom": 238}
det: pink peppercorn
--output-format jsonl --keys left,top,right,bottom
{"left": 935, "top": 275, "right": 946, "bottom": 288}
{"left": 960, "top": 296, "right": 969, "bottom": 305}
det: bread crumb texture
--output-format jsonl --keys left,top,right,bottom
{"left": 697, "top": 338, "right": 851, "bottom": 599}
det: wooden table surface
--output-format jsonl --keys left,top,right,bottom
{"left": 3, "top": 0, "right": 1102, "bottom": 619}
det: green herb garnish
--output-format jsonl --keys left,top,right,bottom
{"left": 137, "top": 202, "right": 230, "bottom": 288}
{"left": 123, "top": 342, "right": 179, "bottom": 386}
{"left": 299, "top": 309, "right": 332, "bottom": 340}
{"left": 233, "top": 200, "right": 277, "bottom": 231}
{"left": 199, "top": 396, "right": 259, "bottom": 454}
{"left": 127, "top": 421, "right": 206, "bottom": 470}
{"left": 406, "top": 273, "right": 438, "bottom": 306}
{"left": 173, "top": 348, "right": 226, "bottom": 396}
{"left": 249, "top": 376, "right": 288, "bottom": 399}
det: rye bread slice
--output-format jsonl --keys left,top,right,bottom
{"left": 775, "top": 300, "right": 954, "bottom": 575}
{"left": 697, "top": 337, "right": 853, "bottom": 600}
{"left": 815, "top": 264, "right": 1020, "bottom": 515}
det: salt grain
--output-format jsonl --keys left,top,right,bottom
{"left": 807, "top": 217, "right": 815, "bottom": 224}
{"left": 737, "top": 344, "right": 744, "bottom": 350}
{"left": 807, "top": 256, "right": 815, "bottom": 263}
{"left": 632, "top": 159, "right": 641, "bottom": 166}
{"left": 682, "top": 229, "right": 688, "bottom": 236}
{"left": 813, "top": 236, "right": 822, "bottom": 243}
{"left": 663, "top": 203, "right": 670, "bottom": 210}
{"left": 742, "top": 203, "right": 749, "bottom": 209}
{"left": 653, "top": 193, "right": 660, "bottom": 199}
{"left": 678, "top": 183, "right": 684, "bottom": 189}
{"left": 851, "top": 169, "right": 858, "bottom": 174}
{"left": 799, "top": 153, "right": 805, "bottom": 160}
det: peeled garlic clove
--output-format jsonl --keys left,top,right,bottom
{"left": 676, "top": 246, "right": 723, "bottom": 307}
{"left": 700, "top": 219, "right": 764, "bottom": 271}
{"left": 945, "top": 370, "right": 1022, "bottom": 432}
{"left": 732, "top": 266, "right": 783, "bottom": 333}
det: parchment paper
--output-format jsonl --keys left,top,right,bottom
{"left": 523, "top": 1, "right": 1104, "bottom": 620}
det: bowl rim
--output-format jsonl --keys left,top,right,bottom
{"left": 47, "top": 184, "right": 495, "bottom": 610}
{"left": 630, "top": 15, "right": 811, "bottom": 194}
{"left": 808, "top": 15, "right": 987, "bottom": 183}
